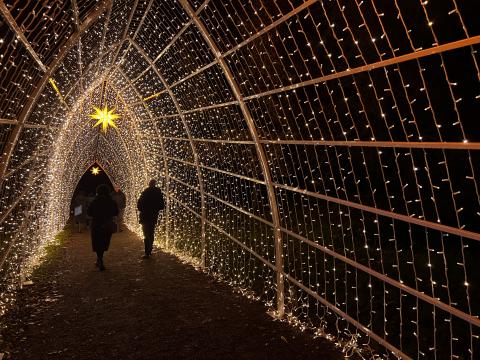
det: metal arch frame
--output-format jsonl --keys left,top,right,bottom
{"left": 0, "top": 6, "right": 125, "bottom": 236}
{"left": 0, "top": 57, "right": 114, "bottom": 181}
{"left": 113, "top": 68, "right": 172, "bottom": 245}
{"left": 0, "top": 175, "right": 53, "bottom": 271}
{"left": 0, "top": 0, "right": 112, "bottom": 182}
{"left": 66, "top": 138, "right": 120, "bottom": 197}
{"left": 1, "top": 2, "right": 477, "bottom": 358}
{"left": 131, "top": 0, "right": 211, "bottom": 83}
{"left": 105, "top": 0, "right": 150, "bottom": 80}
{"left": 64, "top": 125, "right": 137, "bottom": 203}
{"left": 108, "top": 71, "right": 166, "bottom": 177}
{"left": 0, "top": 75, "right": 109, "bottom": 226}
{"left": 177, "top": 0, "right": 285, "bottom": 317}
{"left": 76, "top": 38, "right": 480, "bottom": 243}
{"left": 105, "top": 80, "right": 154, "bottom": 186}
{"left": 117, "top": 0, "right": 155, "bottom": 55}
{"left": 126, "top": 37, "right": 208, "bottom": 267}
{"left": 106, "top": 0, "right": 210, "bottom": 93}
{"left": 105, "top": 0, "right": 140, "bottom": 78}
{"left": 0, "top": 1, "right": 47, "bottom": 73}
{"left": 0, "top": 37, "right": 159, "bottom": 240}
{"left": 37, "top": 77, "right": 145, "bottom": 210}
{"left": 0, "top": 16, "right": 110, "bottom": 228}
{"left": 129, "top": 0, "right": 316, "bottom": 89}
{"left": 168, "top": 3, "right": 477, "bottom": 356}
{"left": 243, "top": 34, "right": 480, "bottom": 101}
{"left": 59, "top": 55, "right": 153, "bottom": 186}
{"left": 0, "top": 169, "right": 44, "bottom": 225}
{"left": 64, "top": 41, "right": 121, "bottom": 102}
{"left": 47, "top": 81, "right": 116, "bottom": 176}
{"left": 71, "top": 0, "right": 84, "bottom": 92}
{"left": 94, "top": 0, "right": 114, "bottom": 78}
{"left": 64, "top": 135, "right": 106, "bottom": 194}
{"left": 60, "top": 83, "right": 150, "bottom": 195}
{"left": 104, "top": 81, "right": 152, "bottom": 171}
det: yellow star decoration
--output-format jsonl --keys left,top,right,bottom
{"left": 89, "top": 105, "right": 120, "bottom": 133}
{"left": 91, "top": 166, "right": 101, "bottom": 176}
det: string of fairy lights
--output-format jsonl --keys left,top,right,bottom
{"left": 1, "top": 0, "right": 479, "bottom": 358}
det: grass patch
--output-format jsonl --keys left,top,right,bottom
{"left": 30, "top": 223, "right": 72, "bottom": 277}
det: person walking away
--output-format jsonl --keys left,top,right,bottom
{"left": 112, "top": 186, "right": 126, "bottom": 232}
{"left": 87, "top": 184, "right": 119, "bottom": 271}
{"left": 137, "top": 179, "right": 165, "bottom": 258}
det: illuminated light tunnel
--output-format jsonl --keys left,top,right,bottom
{"left": 0, "top": 0, "right": 479, "bottom": 358}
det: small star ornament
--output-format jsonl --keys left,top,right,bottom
{"left": 91, "top": 166, "right": 101, "bottom": 175}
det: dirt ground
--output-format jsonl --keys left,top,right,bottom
{"left": 0, "top": 227, "right": 343, "bottom": 359}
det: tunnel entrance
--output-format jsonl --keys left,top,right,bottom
{"left": 70, "top": 163, "right": 114, "bottom": 215}
{"left": 74, "top": 163, "right": 113, "bottom": 196}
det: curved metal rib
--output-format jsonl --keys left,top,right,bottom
{"left": 0, "top": 0, "right": 112, "bottom": 182}
{"left": 177, "top": 0, "right": 285, "bottom": 317}
{"left": 127, "top": 37, "right": 208, "bottom": 267}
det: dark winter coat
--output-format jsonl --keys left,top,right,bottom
{"left": 137, "top": 186, "right": 165, "bottom": 224}
{"left": 87, "top": 194, "right": 119, "bottom": 252}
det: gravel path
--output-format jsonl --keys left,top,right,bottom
{"left": 1, "top": 227, "right": 342, "bottom": 359}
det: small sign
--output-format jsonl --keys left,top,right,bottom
{"left": 74, "top": 205, "right": 82, "bottom": 216}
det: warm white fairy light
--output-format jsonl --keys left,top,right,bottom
{"left": 1, "top": 1, "right": 480, "bottom": 359}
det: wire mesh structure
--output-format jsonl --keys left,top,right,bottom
{"left": 1, "top": 0, "right": 480, "bottom": 358}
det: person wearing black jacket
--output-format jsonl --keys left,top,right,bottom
{"left": 87, "top": 184, "right": 119, "bottom": 271}
{"left": 137, "top": 179, "right": 165, "bottom": 258}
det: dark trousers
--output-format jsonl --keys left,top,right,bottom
{"left": 96, "top": 250, "right": 104, "bottom": 261}
{"left": 142, "top": 222, "right": 156, "bottom": 255}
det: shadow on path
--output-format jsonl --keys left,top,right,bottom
{"left": 1, "top": 227, "right": 342, "bottom": 359}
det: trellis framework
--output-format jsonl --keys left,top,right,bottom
{"left": 1, "top": 0, "right": 480, "bottom": 358}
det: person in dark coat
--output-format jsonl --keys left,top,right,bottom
{"left": 87, "top": 184, "right": 119, "bottom": 271}
{"left": 137, "top": 179, "right": 165, "bottom": 258}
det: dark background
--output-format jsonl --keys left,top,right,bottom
{"left": 74, "top": 163, "right": 113, "bottom": 197}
